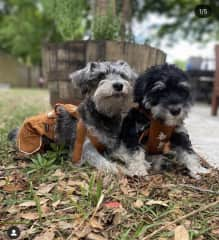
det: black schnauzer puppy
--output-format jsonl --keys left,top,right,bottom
{"left": 121, "top": 63, "right": 210, "bottom": 178}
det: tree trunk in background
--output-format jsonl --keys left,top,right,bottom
{"left": 121, "top": 0, "right": 132, "bottom": 41}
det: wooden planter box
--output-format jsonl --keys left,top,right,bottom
{"left": 42, "top": 40, "right": 166, "bottom": 105}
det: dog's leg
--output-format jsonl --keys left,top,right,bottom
{"left": 110, "top": 145, "right": 150, "bottom": 176}
{"left": 170, "top": 125, "right": 210, "bottom": 179}
{"left": 81, "top": 139, "right": 136, "bottom": 176}
{"left": 55, "top": 105, "right": 77, "bottom": 146}
{"left": 148, "top": 154, "right": 172, "bottom": 172}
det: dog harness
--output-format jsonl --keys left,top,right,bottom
{"left": 17, "top": 104, "right": 106, "bottom": 163}
{"left": 138, "top": 109, "right": 176, "bottom": 154}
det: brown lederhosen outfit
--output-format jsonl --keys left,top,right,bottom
{"left": 17, "top": 104, "right": 105, "bottom": 163}
{"left": 138, "top": 109, "right": 176, "bottom": 154}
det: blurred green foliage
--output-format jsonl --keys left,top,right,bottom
{"left": 41, "top": 0, "right": 89, "bottom": 40}
{"left": 136, "top": 0, "right": 219, "bottom": 44}
{"left": 92, "top": 2, "right": 120, "bottom": 40}
{"left": 0, "top": 0, "right": 88, "bottom": 65}
{"left": 0, "top": 0, "right": 61, "bottom": 65}
{"left": 174, "top": 59, "right": 186, "bottom": 70}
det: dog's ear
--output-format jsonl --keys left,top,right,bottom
{"left": 69, "top": 62, "right": 100, "bottom": 95}
{"left": 151, "top": 81, "right": 166, "bottom": 93}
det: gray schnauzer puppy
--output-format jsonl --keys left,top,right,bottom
{"left": 121, "top": 64, "right": 210, "bottom": 178}
{"left": 57, "top": 60, "right": 149, "bottom": 176}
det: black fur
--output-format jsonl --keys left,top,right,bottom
{"left": 134, "top": 63, "right": 192, "bottom": 110}
{"left": 170, "top": 131, "right": 194, "bottom": 154}
{"left": 122, "top": 63, "right": 193, "bottom": 155}
{"left": 78, "top": 97, "right": 121, "bottom": 150}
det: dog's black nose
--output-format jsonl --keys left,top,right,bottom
{"left": 170, "top": 108, "right": 181, "bottom": 116}
{"left": 113, "top": 83, "right": 123, "bottom": 91}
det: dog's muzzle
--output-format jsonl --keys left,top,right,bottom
{"left": 169, "top": 107, "right": 181, "bottom": 116}
{"left": 113, "top": 82, "right": 123, "bottom": 92}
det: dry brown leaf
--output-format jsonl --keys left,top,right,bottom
{"left": 3, "top": 183, "right": 27, "bottom": 192}
{"left": 52, "top": 169, "right": 65, "bottom": 179}
{"left": 57, "top": 221, "right": 73, "bottom": 230}
{"left": 0, "top": 180, "right": 6, "bottom": 187}
{"left": 140, "top": 189, "right": 150, "bottom": 197}
{"left": 33, "top": 228, "right": 55, "bottom": 240}
{"left": 7, "top": 205, "right": 20, "bottom": 214}
{"left": 19, "top": 199, "right": 48, "bottom": 207}
{"left": 90, "top": 218, "right": 103, "bottom": 230}
{"left": 75, "top": 226, "right": 91, "bottom": 238}
{"left": 20, "top": 212, "right": 39, "bottom": 220}
{"left": 212, "top": 228, "right": 219, "bottom": 235}
{"left": 120, "top": 185, "right": 129, "bottom": 195}
{"left": 146, "top": 200, "right": 168, "bottom": 207}
{"left": 41, "top": 204, "right": 50, "bottom": 215}
{"left": 174, "top": 225, "right": 189, "bottom": 240}
{"left": 133, "top": 199, "right": 144, "bottom": 208}
{"left": 36, "top": 183, "right": 56, "bottom": 195}
{"left": 52, "top": 200, "right": 60, "bottom": 208}
{"left": 67, "top": 180, "right": 88, "bottom": 189}
{"left": 113, "top": 212, "right": 122, "bottom": 225}
{"left": 86, "top": 232, "right": 107, "bottom": 240}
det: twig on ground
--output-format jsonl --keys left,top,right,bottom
{"left": 178, "top": 184, "right": 219, "bottom": 195}
{"left": 142, "top": 199, "right": 219, "bottom": 240}
{"left": 164, "top": 183, "right": 219, "bottom": 195}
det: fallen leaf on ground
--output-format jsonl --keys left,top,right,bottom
{"left": 113, "top": 212, "right": 122, "bottom": 225}
{"left": 41, "top": 204, "right": 50, "bottom": 215}
{"left": 140, "top": 188, "right": 150, "bottom": 197}
{"left": 57, "top": 221, "right": 73, "bottom": 230}
{"left": 20, "top": 212, "right": 39, "bottom": 220}
{"left": 52, "top": 200, "right": 60, "bottom": 208}
{"left": 212, "top": 228, "right": 219, "bottom": 235}
{"left": 146, "top": 200, "right": 168, "bottom": 207}
{"left": 133, "top": 199, "right": 144, "bottom": 208}
{"left": 36, "top": 183, "right": 56, "bottom": 195}
{"left": 86, "top": 232, "right": 107, "bottom": 240}
{"left": 67, "top": 180, "right": 88, "bottom": 189}
{"left": 7, "top": 205, "right": 20, "bottom": 214}
{"left": 75, "top": 226, "right": 91, "bottom": 238}
{"left": 0, "top": 180, "right": 6, "bottom": 187}
{"left": 90, "top": 218, "right": 103, "bottom": 230}
{"left": 19, "top": 199, "right": 48, "bottom": 207}
{"left": 52, "top": 169, "right": 65, "bottom": 179}
{"left": 33, "top": 228, "right": 55, "bottom": 240}
{"left": 3, "top": 183, "right": 27, "bottom": 192}
{"left": 174, "top": 225, "right": 189, "bottom": 240}
{"left": 103, "top": 202, "right": 122, "bottom": 208}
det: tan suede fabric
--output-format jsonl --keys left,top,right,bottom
{"left": 138, "top": 109, "right": 176, "bottom": 154}
{"left": 17, "top": 104, "right": 105, "bottom": 163}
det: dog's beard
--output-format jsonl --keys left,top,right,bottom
{"left": 94, "top": 94, "right": 132, "bottom": 118}
{"left": 151, "top": 104, "right": 190, "bottom": 126}
{"left": 93, "top": 79, "right": 133, "bottom": 118}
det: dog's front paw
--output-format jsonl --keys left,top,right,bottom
{"left": 181, "top": 153, "right": 211, "bottom": 179}
{"left": 188, "top": 164, "right": 210, "bottom": 179}
{"left": 126, "top": 161, "right": 150, "bottom": 176}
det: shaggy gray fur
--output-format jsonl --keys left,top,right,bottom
{"left": 61, "top": 60, "right": 149, "bottom": 176}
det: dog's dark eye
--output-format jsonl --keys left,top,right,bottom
{"left": 98, "top": 73, "right": 105, "bottom": 80}
{"left": 179, "top": 88, "right": 189, "bottom": 98}
{"left": 120, "top": 73, "right": 128, "bottom": 80}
